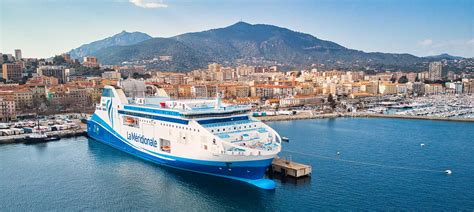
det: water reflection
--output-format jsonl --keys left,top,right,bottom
{"left": 86, "top": 137, "right": 271, "bottom": 210}
{"left": 22, "top": 141, "right": 49, "bottom": 154}
{"left": 270, "top": 174, "right": 312, "bottom": 187}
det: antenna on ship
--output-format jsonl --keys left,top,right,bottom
{"left": 215, "top": 87, "right": 221, "bottom": 109}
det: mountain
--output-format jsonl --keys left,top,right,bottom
{"left": 424, "top": 53, "right": 464, "bottom": 61}
{"left": 171, "top": 21, "right": 347, "bottom": 65}
{"left": 68, "top": 31, "right": 152, "bottom": 59}
{"left": 76, "top": 22, "right": 465, "bottom": 71}
{"left": 94, "top": 38, "right": 208, "bottom": 71}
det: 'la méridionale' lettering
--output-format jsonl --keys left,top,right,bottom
{"left": 127, "top": 132, "right": 158, "bottom": 148}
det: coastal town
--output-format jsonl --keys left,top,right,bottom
{"left": 1, "top": 50, "right": 474, "bottom": 124}
{"left": 2, "top": 0, "right": 474, "bottom": 210}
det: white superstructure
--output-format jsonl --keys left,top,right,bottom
{"left": 87, "top": 86, "right": 282, "bottom": 189}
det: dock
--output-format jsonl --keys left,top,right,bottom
{"left": 271, "top": 157, "right": 312, "bottom": 178}
{"left": 0, "top": 129, "right": 87, "bottom": 144}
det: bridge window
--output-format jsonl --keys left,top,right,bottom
{"left": 102, "top": 88, "right": 115, "bottom": 97}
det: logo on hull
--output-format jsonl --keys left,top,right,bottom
{"left": 127, "top": 132, "right": 158, "bottom": 148}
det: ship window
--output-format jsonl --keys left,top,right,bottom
{"left": 160, "top": 139, "right": 171, "bottom": 153}
{"left": 123, "top": 116, "right": 139, "bottom": 128}
{"left": 102, "top": 88, "right": 115, "bottom": 97}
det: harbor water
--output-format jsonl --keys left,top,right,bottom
{"left": 1, "top": 118, "right": 473, "bottom": 210}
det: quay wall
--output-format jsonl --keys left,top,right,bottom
{"left": 0, "top": 129, "right": 87, "bottom": 144}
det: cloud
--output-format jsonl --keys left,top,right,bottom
{"left": 468, "top": 39, "right": 474, "bottom": 45}
{"left": 129, "top": 0, "right": 168, "bottom": 8}
{"left": 419, "top": 39, "right": 433, "bottom": 47}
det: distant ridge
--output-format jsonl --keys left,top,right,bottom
{"left": 423, "top": 53, "right": 464, "bottom": 60}
{"left": 68, "top": 31, "right": 152, "bottom": 59}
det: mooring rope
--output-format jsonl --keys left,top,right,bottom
{"left": 282, "top": 150, "right": 447, "bottom": 173}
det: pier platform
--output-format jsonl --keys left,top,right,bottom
{"left": 271, "top": 157, "right": 311, "bottom": 178}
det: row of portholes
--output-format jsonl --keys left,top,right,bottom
{"left": 211, "top": 124, "right": 258, "bottom": 133}
{"left": 139, "top": 119, "right": 153, "bottom": 124}
{"left": 159, "top": 122, "right": 200, "bottom": 132}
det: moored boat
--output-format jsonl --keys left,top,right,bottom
{"left": 24, "top": 133, "right": 60, "bottom": 144}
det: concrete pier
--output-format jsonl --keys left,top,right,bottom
{"left": 271, "top": 157, "right": 312, "bottom": 178}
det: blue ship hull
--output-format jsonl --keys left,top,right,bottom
{"left": 87, "top": 115, "right": 276, "bottom": 189}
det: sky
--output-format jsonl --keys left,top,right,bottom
{"left": 1, "top": 0, "right": 473, "bottom": 58}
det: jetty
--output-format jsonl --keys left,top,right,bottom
{"left": 271, "top": 157, "right": 312, "bottom": 178}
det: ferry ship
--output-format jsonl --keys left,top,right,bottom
{"left": 87, "top": 86, "right": 282, "bottom": 189}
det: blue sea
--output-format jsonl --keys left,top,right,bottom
{"left": 1, "top": 118, "right": 473, "bottom": 210}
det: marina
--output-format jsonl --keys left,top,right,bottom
{"left": 364, "top": 94, "right": 474, "bottom": 118}
{"left": 386, "top": 95, "right": 474, "bottom": 118}
{"left": 0, "top": 115, "right": 87, "bottom": 144}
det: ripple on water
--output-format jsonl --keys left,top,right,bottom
{"left": 1, "top": 118, "right": 473, "bottom": 210}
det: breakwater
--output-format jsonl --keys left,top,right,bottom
{"left": 256, "top": 112, "right": 474, "bottom": 122}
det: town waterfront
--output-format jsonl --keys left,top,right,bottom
{"left": 1, "top": 118, "right": 473, "bottom": 210}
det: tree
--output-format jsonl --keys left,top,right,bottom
{"left": 327, "top": 93, "right": 334, "bottom": 103}
{"left": 132, "top": 72, "right": 152, "bottom": 79}
{"left": 390, "top": 76, "right": 397, "bottom": 83}
{"left": 20, "top": 76, "right": 29, "bottom": 85}
{"left": 398, "top": 75, "right": 408, "bottom": 84}
{"left": 132, "top": 72, "right": 140, "bottom": 79}
{"left": 296, "top": 71, "right": 302, "bottom": 78}
{"left": 415, "top": 76, "right": 420, "bottom": 82}
{"left": 2, "top": 55, "right": 9, "bottom": 63}
{"left": 328, "top": 94, "right": 336, "bottom": 109}
{"left": 53, "top": 55, "right": 66, "bottom": 65}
